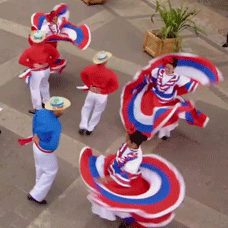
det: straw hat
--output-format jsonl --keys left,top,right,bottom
{"left": 45, "top": 96, "right": 71, "bottom": 111}
{"left": 93, "top": 51, "right": 112, "bottom": 64}
{"left": 30, "top": 30, "right": 46, "bottom": 43}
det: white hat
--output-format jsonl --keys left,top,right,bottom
{"left": 30, "top": 30, "right": 46, "bottom": 43}
{"left": 93, "top": 51, "right": 112, "bottom": 64}
{"left": 45, "top": 96, "right": 71, "bottom": 111}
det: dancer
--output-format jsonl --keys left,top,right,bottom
{"left": 79, "top": 131, "right": 185, "bottom": 227}
{"left": 30, "top": 3, "right": 91, "bottom": 51}
{"left": 18, "top": 96, "right": 71, "bottom": 204}
{"left": 120, "top": 53, "right": 223, "bottom": 140}
{"left": 78, "top": 51, "right": 119, "bottom": 135}
{"left": 19, "top": 31, "right": 60, "bottom": 114}
{"left": 19, "top": 3, "right": 91, "bottom": 80}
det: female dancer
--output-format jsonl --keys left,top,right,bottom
{"left": 79, "top": 131, "right": 185, "bottom": 227}
{"left": 120, "top": 53, "right": 223, "bottom": 140}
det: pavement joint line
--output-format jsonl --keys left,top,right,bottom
{"left": 15, "top": 184, "right": 28, "bottom": 194}
{"left": 76, "top": 9, "right": 116, "bottom": 33}
{"left": 198, "top": 34, "right": 228, "bottom": 56}
{"left": 0, "top": 0, "right": 9, "bottom": 4}
{"left": 180, "top": 34, "right": 197, "bottom": 39}
{"left": 176, "top": 196, "right": 228, "bottom": 228}
{"left": 214, "top": 61, "right": 228, "bottom": 67}
{"left": 26, "top": 176, "right": 84, "bottom": 227}
{"left": 102, "top": 4, "right": 125, "bottom": 18}
{"left": 122, "top": 14, "right": 155, "bottom": 19}
{"left": 0, "top": 55, "right": 25, "bottom": 87}
{"left": 140, "top": 0, "right": 157, "bottom": 9}
{"left": 210, "top": 86, "right": 228, "bottom": 105}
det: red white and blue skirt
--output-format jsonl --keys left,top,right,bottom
{"left": 120, "top": 80, "right": 209, "bottom": 139}
{"left": 31, "top": 3, "right": 91, "bottom": 50}
{"left": 79, "top": 147, "right": 185, "bottom": 227}
{"left": 120, "top": 53, "right": 224, "bottom": 139}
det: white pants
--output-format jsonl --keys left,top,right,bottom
{"left": 29, "top": 68, "right": 50, "bottom": 110}
{"left": 79, "top": 91, "right": 108, "bottom": 131}
{"left": 158, "top": 122, "right": 178, "bottom": 138}
{"left": 30, "top": 143, "right": 58, "bottom": 202}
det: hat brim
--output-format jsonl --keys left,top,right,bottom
{"left": 93, "top": 52, "right": 112, "bottom": 64}
{"left": 30, "top": 31, "right": 47, "bottom": 43}
{"left": 45, "top": 97, "right": 71, "bottom": 111}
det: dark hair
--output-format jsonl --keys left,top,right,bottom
{"left": 169, "top": 58, "right": 178, "bottom": 68}
{"left": 129, "top": 131, "right": 148, "bottom": 146}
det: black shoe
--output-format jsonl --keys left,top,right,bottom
{"left": 119, "top": 220, "right": 130, "bottom": 228}
{"left": 42, "top": 103, "right": 45, "bottom": 108}
{"left": 78, "top": 129, "right": 86, "bottom": 135}
{"left": 28, "top": 109, "right": 37, "bottom": 114}
{"left": 27, "top": 194, "right": 47, "bottom": 205}
{"left": 161, "top": 136, "right": 168, "bottom": 140}
{"left": 0, "top": 129, "right": 1, "bottom": 134}
{"left": 85, "top": 130, "right": 92, "bottom": 136}
{"left": 222, "top": 43, "right": 228, "bottom": 47}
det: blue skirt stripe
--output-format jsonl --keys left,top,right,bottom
{"left": 89, "top": 160, "right": 171, "bottom": 205}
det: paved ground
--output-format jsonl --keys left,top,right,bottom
{"left": 0, "top": 0, "right": 228, "bottom": 227}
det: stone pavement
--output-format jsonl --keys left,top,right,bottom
{"left": 0, "top": 0, "right": 228, "bottom": 227}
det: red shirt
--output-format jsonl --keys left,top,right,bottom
{"left": 81, "top": 64, "right": 119, "bottom": 94}
{"left": 19, "top": 43, "right": 60, "bottom": 69}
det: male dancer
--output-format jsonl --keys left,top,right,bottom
{"left": 78, "top": 51, "right": 119, "bottom": 135}
{"left": 19, "top": 96, "right": 71, "bottom": 204}
{"left": 19, "top": 30, "right": 60, "bottom": 114}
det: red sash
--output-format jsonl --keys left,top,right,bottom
{"left": 18, "top": 137, "right": 53, "bottom": 153}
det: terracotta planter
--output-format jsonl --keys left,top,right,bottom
{"left": 143, "top": 30, "right": 179, "bottom": 57}
{"left": 82, "top": 0, "right": 107, "bottom": 5}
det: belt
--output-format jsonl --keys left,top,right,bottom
{"left": 35, "top": 143, "right": 54, "bottom": 153}
{"left": 31, "top": 66, "right": 50, "bottom": 71}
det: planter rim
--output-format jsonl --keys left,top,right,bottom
{"left": 146, "top": 30, "right": 178, "bottom": 41}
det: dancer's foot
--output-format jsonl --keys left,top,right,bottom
{"left": 78, "top": 129, "right": 86, "bottom": 135}
{"left": 28, "top": 109, "right": 37, "bottom": 114}
{"left": 85, "top": 130, "right": 92, "bottom": 136}
{"left": 119, "top": 220, "right": 130, "bottom": 228}
{"left": 222, "top": 43, "right": 228, "bottom": 47}
{"left": 161, "top": 136, "right": 168, "bottom": 140}
{"left": 27, "top": 194, "right": 47, "bottom": 205}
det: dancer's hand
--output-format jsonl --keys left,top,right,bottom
{"left": 90, "top": 86, "right": 101, "bottom": 94}
{"left": 32, "top": 134, "right": 40, "bottom": 145}
{"left": 97, "top": 176, "right": 113, "bottom": 184}
{"left": 33, "top": 63, "right": 48, "bottom": 69}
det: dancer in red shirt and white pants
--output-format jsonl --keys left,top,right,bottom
{"left": 79, "top": 51, "right": 119, "bottom": 135}
{"left": 19, "top": 31, "right": 60, "bottom": 114}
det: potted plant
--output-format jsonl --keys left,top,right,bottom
{"left": 143, "top": 0, "right": 206, "bottom": 57}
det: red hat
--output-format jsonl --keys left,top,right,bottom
{"left": 46, "top": 11, "right": 57, "bottom": 22}
{"left": 162, "top": 56, "right": 178, "bottom": 68}
{"left": 162, "top": 56, "right": 174, "bottom": 67}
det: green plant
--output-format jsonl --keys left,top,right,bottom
{"left": 151, "top": 0, "right": 207, "bottom": 49}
